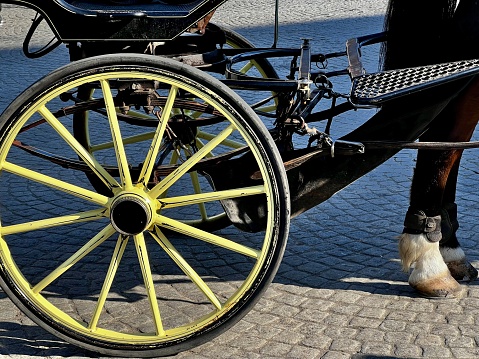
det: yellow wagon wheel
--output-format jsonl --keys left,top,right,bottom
{"left": 72, "top": 26, "right": 278, "bottom": 232}
{"left": 0, "top": 54, "right": 289, "bottom": 357}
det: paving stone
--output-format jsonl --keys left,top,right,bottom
{"left": 421, "top": 346, "right": 453, "bottom": 358}
{"left": 355, "top": 328, "right": 385, "bottom": 342}
{"left": 300, "top": 334, "right": 333, "bottom": 350}
{"left": 349, "top": 316, "right": 383, "bottom": 329}
{"left": 360, "top": 341, "right": 393, "bottom": 356}
{"left": 393, "top": 343, "right": 423, "bottom": 358}
{"left": 329, "top": 338, "right": 361, "bottom": 352}
{"left": 321, "top": 351, "right": 351, "bottom": 359}
{"left": 286, "top": 345, "right": 323, "bottom": 359}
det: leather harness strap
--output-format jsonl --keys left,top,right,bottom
{"left": 403, "top": 207, "right": 442, "bottom": 242}
{"left": 440, "top": 203, "right": 459, "bottom": 244}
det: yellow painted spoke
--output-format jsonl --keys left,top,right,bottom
{"left": 195, "top": 138, "right": 214, "bottom": 158}
{"left": 138, "top": 85, "right": 178, "bottom": 187}
{"left": 32, "top": 224, "right": 116, "bottom": 294}
{"left": 100, "top": 79, "right": 132, "bottom": 189}
{"left": 189, "top": 171, "right": 208, "bottom": 220}
{"left": 239, "top": 61, "right": 255, "bottom": 74}
{"left": 157, "top": 149, "right": 180, "bottom": 201}
{"left": 152, "top": 227, "right": 222, "bottom": 310}
{"left": 256, "top": 105, "right": 277, "bottom": 113}
{"left": 37, "top": 105, "right": 120, "bottom": 191}
{"left": 190, "top": 110, "right": 202, "bottom": 118}
{"left": 160, "top": 185, "right": 265, "bottom": 209}
{"left": 168, "top": 149, "right": 180, "bottom": 166}
{"left": 1, "top": 208, "right": 106, "bottom": 236}
{"left": 133, "top": 233, "right": 164, "bottom": 336}
{"left": 90, "top": 131, "right": 156, "bottom": 152}
{"left": 1, "top": 161, "right": 109, "bottom": 206}
{"left": 156, "top": 215, "right": 260, "bottom": 258}
{"left": 149, "top": 124, "right": 235, "bottom": 199}
{"left": 196, "top": 130, "right": 244, "bottom": 149}
{"left": 89, "top": 234, "right": 129, "bottom": 331}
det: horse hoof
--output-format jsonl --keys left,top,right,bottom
{"left": 410, "top": 275, "right": 465, "bottom": 298}
{"left": 447, "top": 260, "right": 478, "bottom": 282}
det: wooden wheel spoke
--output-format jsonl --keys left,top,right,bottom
{"left": 37, "top": 105, "right": 120, "bottom": 191}
{"left": 196, "top": 130, "right": 244, "bottom": 149}
{"left": 32, "top": 225, "right": 116, "bottom": 294}
{"left": 138, "top": 85, "right": 178, "bottom": 187}
{"left": 133, "top": 233, "right": 165, "bottom": 336}
{"left": 159, "top": 185, "right": 265, "bottom": 209}
{"left": 89, "top": 234, "right": 129, "bottom": 331}
{"left": 100, "top": 79, "right": 132, "bottom": 189}
{"left": 90, "top": 131, "right": 156, "bottom": 152}
{"left": 189, "top": 171, "right": 208, "bottom": 220}
{"left": 149, "top": 124, "right": 235, "bottom": 199}
{"left": 1, "top": 208, "right": 106, "bottom": 236}
{"left": 256, "top": 104, "right": 277, "bottom": 113}
{"left": 1, "top": 161, "right": 109, "bottom": 206}
{"left": 239, "top": 61, "right": 255, "bottom": 74}
{"left": 156, "top": 215, "right": 260, "bottom": 259}
{"left": 152, "top": 227, "right": 222, "bottom": 310}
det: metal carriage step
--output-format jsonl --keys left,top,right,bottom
{"left": 350, "top": 59, "right": 479, "bottom": 106}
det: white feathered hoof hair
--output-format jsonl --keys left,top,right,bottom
{"left": 399, "top": 233, "right": 465, "bottom": 298}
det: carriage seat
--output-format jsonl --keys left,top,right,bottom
{"left": 8, "top": 0, "right": 227, "bottom": 41}
{"left": 350, "top": 59, "right": 479, "bottom": 106}
{"left": 61, "top": 0, "right": 205, "bottom": 17}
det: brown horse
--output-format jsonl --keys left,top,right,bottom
{"left": 384, "top": 0, "right": 479, "bottom": 297}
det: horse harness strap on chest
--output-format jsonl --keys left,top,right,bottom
{"left": 403, "top": 208, "right": 442, "bottom": 242}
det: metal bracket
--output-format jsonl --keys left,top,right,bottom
{"left": 331, "top": 140, "right": 365, "bottom": 158}
{"left": 346, "top": 38, "right": 365, "bottom": 79}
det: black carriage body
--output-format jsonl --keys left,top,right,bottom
{"left": 1, "top": 0, "right": 226, "bottom": 40}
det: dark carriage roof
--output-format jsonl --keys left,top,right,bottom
{"left": 4, "top": 0, "right": 228, "bottom": 40}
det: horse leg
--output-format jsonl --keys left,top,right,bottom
{"left": 400, "top": 150, "right": 463, "bottom": 297}
{"left": 440, "top": 163, "right": 478, "bottom": 282}
{"left": 400, "top": 78, "right": 479, "bottom": 297}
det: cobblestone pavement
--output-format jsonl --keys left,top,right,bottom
{"left": 2, "top": 1, "right": 479, "bottom": 358}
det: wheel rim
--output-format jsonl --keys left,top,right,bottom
{"left": 0, "top": 64, "right": 285, "bottom": 351}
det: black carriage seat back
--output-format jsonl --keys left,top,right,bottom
{"left": 61, "top": 0, "right": 205, "bottom": 17}
{"left": 3, "top": 0, "right": 227, "bottom": 41}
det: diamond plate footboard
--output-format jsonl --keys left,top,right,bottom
{"left": 350, "top": 59, "right": 479, "bottom": 106}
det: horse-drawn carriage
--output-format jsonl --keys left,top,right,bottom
{"left": 0, "top": 0, "right": 478, "bottom": 357}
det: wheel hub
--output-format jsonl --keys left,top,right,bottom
{"left": 110, "top": 194, "right": 153, "bottom": 235}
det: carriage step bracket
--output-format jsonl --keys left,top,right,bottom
{"left": 350, "top": 59, "right": 479, "bottom": 106}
